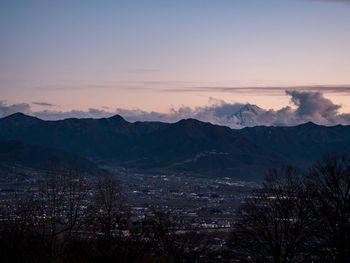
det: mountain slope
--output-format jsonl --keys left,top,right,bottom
{"left": 1, "top": 113, "right": 350, "bottom": 181}
{"left": 121, "top": 119, "right": 285, "bottom": 178}
{"left": 0, "top": 139, "right": 106, "bottom": 177}
{"left": 0, "top": 113, "right": 169, "bottom": 158}
{"left": 0, "top": 114, "right": 284, "bottom": 179}
{"left": 238, "top": 122, "right": 350, "bottom": 163}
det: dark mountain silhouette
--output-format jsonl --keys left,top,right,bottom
{"left": 0, "top": 113, "right": 169, "bottom": 158}
{"left": 238, "top": 122, "right": 350, "bottom": 164}
{"left": 119, "top": 118, "right": 284, "bottom": 178}
{"left": 0, "top": 139, "right": 106, "bottom": 177}
{"left": 1, "top": 113, "right": 350, "bottom": 180}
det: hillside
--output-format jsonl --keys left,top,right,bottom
{"left": 1, "top": 113, "right": 350, "bottom": 180}
{"left": 0, "top": 139, "right": 106, "bottom": 177}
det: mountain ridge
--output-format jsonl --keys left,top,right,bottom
{"left": 1, "top": 113, "right": 350, "bottom": 181}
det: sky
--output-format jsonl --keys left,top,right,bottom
{"left": 1, "top": 0, "right": 350, "bottom": 122}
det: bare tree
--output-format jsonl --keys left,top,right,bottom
{"left": 306, "top": 154, "right": 350, "bottom": 263}
{"left": 35, "top": 168, "right": 88, "bottom": 258}
{"left": 91, "top": 174, "right": 128, "bottom": 241}
{"left": 231, "top": 166, "right": 314, "bottom": 263}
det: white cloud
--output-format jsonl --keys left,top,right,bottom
{"left": 0, "top": 101, "right": 32, "bottom": 117}
{"left": 1, "top": 91, "right": 350, "bottom": 128}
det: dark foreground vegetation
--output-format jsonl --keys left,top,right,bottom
{"left": 0, "top": 155, "right": 349, "bottom": 262}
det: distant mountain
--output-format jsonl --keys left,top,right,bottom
{"left": 231, "top": 104, "right": 265, "bottom": 127}
{"left": 0, "top": 114, "right": 284, "bottom": 179}
{"left": 238, "top": 122, "right": 350, "bottom": 163}
{"left": 1, "top": 113, "right": 350, "bottom": 181}
{"left": 0, "top": 113, "right": 169, "bottom": 158}
{"left": 0, "top": 139, "right": 106, "bottom": 177}
{"left": 123, "top": 118, "right": 285, "bottom": 178}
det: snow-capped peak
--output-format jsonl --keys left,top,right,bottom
{"left": 231, "top": 104, "right": 265, "bottom": 127}
{"left": 237, "top": 104, "right": 264, "bottom": 115}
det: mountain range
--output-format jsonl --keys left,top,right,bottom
{"left": 1, "top": 112, "right": 350, "bottom": 181}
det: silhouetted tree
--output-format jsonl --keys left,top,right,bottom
{"left": 91, "top": 174, "right": 128, "bottom": 241}
{"left": 35, "top": 168, "right": 88, "bottom": 259}
{"left": 134, "top": 209, "right": 203, "bottom": 262}
{"left": 306, "top": 154, "right": 350, "bottom": 263}
{"left": 231, "top": 166, "right": 314, "bottom": 263}
{"left": 0, "top": 168, "right": 89, "bottom": 262}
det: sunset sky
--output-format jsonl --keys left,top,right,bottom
{"left": 1, "top": 0, "right": 350, "bottom": 116}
